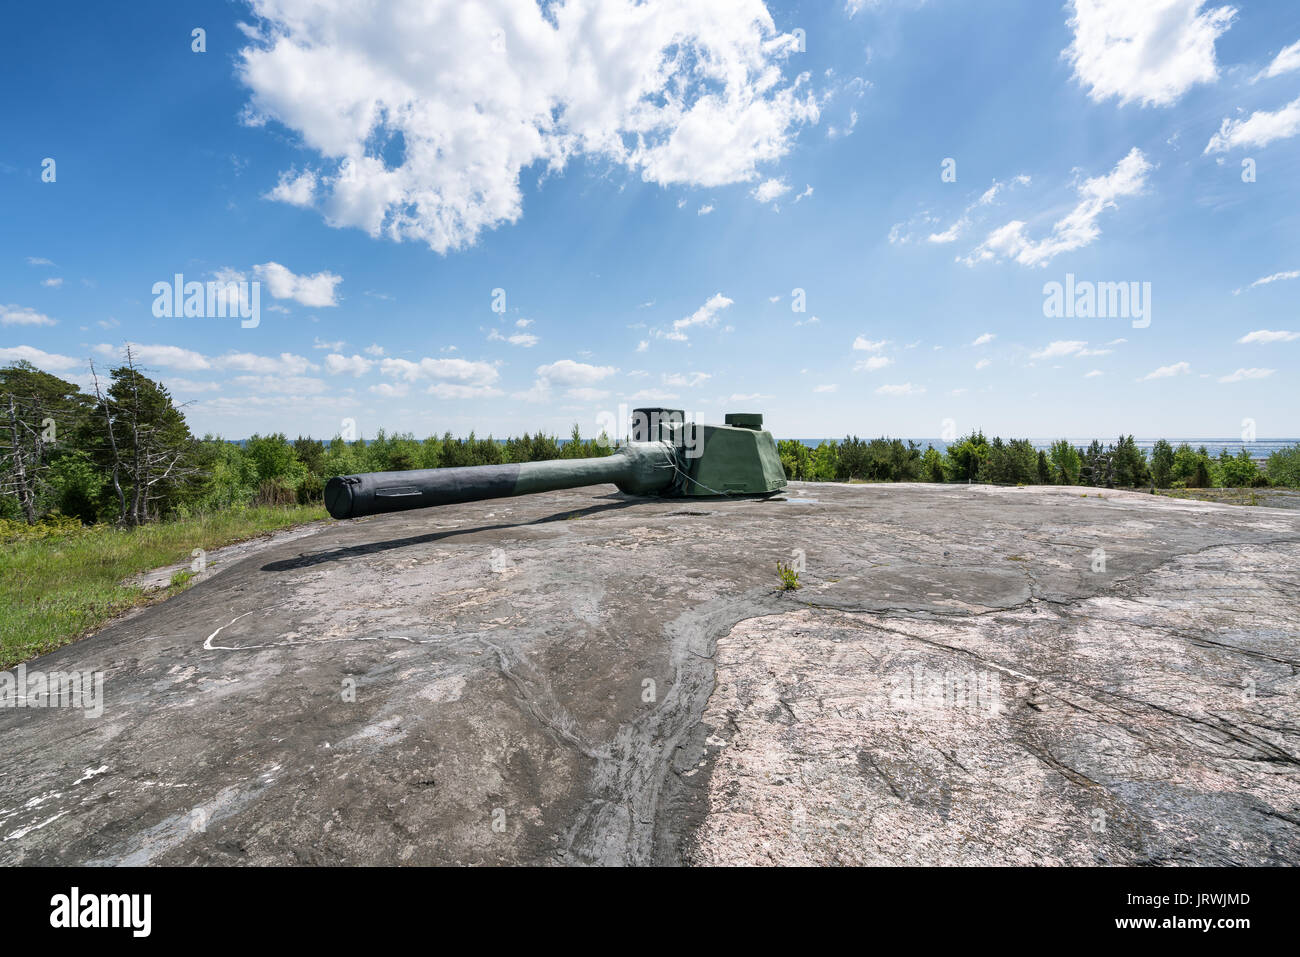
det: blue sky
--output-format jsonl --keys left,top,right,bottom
{"left": 2, "top": 0, "right": 1298, "bottom": 442}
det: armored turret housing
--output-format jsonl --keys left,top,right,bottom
{"left": 324, "top": 408, "right": 785, "bottom": 520}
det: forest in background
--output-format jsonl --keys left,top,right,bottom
{"left": 3, "top": 357, "right": 1298, "bottom": 534}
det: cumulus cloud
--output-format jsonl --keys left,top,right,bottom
{"left": 1141, "top": 361, "right": 1191, "bottom": 380}
{"left": 852, "top": 336, "right": 888, "bottom": 352}
{"left": 324, "top": 353, "right": 375, "bottom": 376}
{"left": 662, "top": 371, "right": 711, "bottom": 387}
{"left": 94, "top": 342, "right": 212, "bottom": 371}
{"left": 1030, "top": 340, "right": 1089, "bottom": 360}
{"left": 213, "top": 351, "right": 317, "bottom": 375}
{"left": 875, "top": 382, "right": 924, "bottom": 396}
{"left": 665, "top": 293, "right": 733, "bottom": 341}
{"left": 964, "top": 148, "right": 1151, "bottom": 267}
{"left": 854, "top": 355, "right": 892, "bottom": 372}
{"left": 1205, "top": 97, "right": 1300, "bottom": 153}
{"left": 427, "top": 383, "right": 504, "bottom": 399}
{"left": 240, "top": 0, "right": 817, "bottom": 253}
{"left": 231, "top": 374, "right": 327, "bottom": 395}
{"left": 751, "top": 178, "right": 791, "bottom": 204}
{"left": 0, "top": 304, "right": 57, "bottom": 327}
{"left": 1256, "top": 39, "right": 1300, "bottom": 80}
{"left": 253, "top": 261, "right": 343, "bottom": 306}
{"left": 535, "top": 359, "right": 617, "bottom": 386}
{"left": 1218, "top": 367, "right": 1274, "bottom": 382}
{"left": 971, "top": 332, "right": 995, "bottom": 346}
{"left": 1064, "top": 0, "right": 1236, "bottom": 107}
{"left": 0, "top": 345, "right": 81, "bottom": 371}
{"left": 380, "top": 356, "right": 500, "bottom": 385}
{"left": 1237, "top": 329, "right": 1299, "bottom": 344}
{"left": 488, "top": 328, "right": 539, "bottom": 347}
{"left": 265, "top": 167, "right": 318, "bottom": 205}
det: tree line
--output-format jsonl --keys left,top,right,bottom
{"left": 2, "top": 357, "right": 1297, "bottom": 528}
{"left": 777, "top": 433, "right": 1298, "bottom": 490}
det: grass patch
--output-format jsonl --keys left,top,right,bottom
{"left": 0, "top": 505, "right": 327, "bottom": 669}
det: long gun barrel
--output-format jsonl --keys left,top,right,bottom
{"left": 324, "top": 408, "right": 786, "bottom": 520}
{"left": 325, "top": 441, "right": 675, "bottom": 519}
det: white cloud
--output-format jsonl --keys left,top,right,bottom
{"left": 239, "top": 0, "right": 817, "bottom": 253}
{"left": 1064, "top": 0, "right": 1236, "bottom": 107}
{"left": 1205, "top": 97, "right": 1300, "bottom": 153}
{"left": 514, "top": 319, "right": 533, "bottom": 328}
{"left": 827, "top": 110, "right": 858, "bottom": 140}
{"left": 697, "top": 204, "right": 714, "bottom": 216}
{"left": 662, "top": 371, "right": 711, "bottom": 387}
{"left": 369, "top": 382, "right": 408, "bottom": 398}
{"left": 165, "top": 378, "right": 221, "bottom": 394}
{"left": 967, "top": 149, "right": 1149, "bottom": 269}
{"left": 1084, "top": 369, "right": 1104, "bottom": 377}
{"left": 1030, "top": 340, "right": 1089, "bottom": 360}
{"left": 636, "top": 340, "right": 649, "bottom": 353}
{"left": 95, "top": 342, "right": 212, "bottom": 371}
{"left": 1257, "top": 39, "right": 1300, "bottom": 80}
{"left": 380, "top": 356, "right": 499, "bottom": 385}
{"left": 852, "top": 336, "right": 888, "bottom": 352}
{"left": 253, "top": 261, "right": 343, "bottom": 306}
{"left": 964, "top": 148, "right": 1151, "bottom": 267}
{"left": 669, "top": 293, "right": 733, "bottom": 340}
{"left": 971, "top": 332, "right": 995, "bottom": 346}
{"left": 313, "top": 336, "right": 345, "bottom": 350}
{"left": 1238, "top": 329, "right": 1299, "bottom": 344}
{"left": 535, "top": 359, "right": 617, "bottom": 386}
{"left": 427, "top": 383, "right": 504, "bottom": 399}
{"left": 25, "top": 257, "right": 55, "bottom": 267}
{"left": 927, "top": 219, "right": 967, "bottom": 244}
{"left": 324, "top": 353, "right": 375, "bottom": 376}
{"left": 814, "top": 383, "right": 838, "bottom": 393}
{"left": 1141, "top": 361, "right": 1191, "bottom": 380}
{"left": 975, "top": 358, "right": 991, "bottom": 370}
{"left": 231, "top": 375, "right": 327, "bottom": 395}
{"left": 214, "top": 351, "right": 317, "bottom": 375}
{"left": 1218, "top": 367, "right": 1274, "bottom": 382}
{"left": 1247, "top": 270, "right": 1300, "bottom": 289}
{"left": 854, "top": 355, "right": 892, "bottom": 372}
{"left": 41, "top": 278, "right": 63, "bottom": 288}
{"left": 752, "top": 178, "right": 791, "bottom": 204}
{"left": 265, "top": 167, "right": 318, "bottom": 206}
{"left": 0, "top": 304, "right": 57, "bottom": 327}
{"left": 875, "top": 382, "right": 924, "bottom": 396}
{"left": 488, "top": 328, "right": 539, "bottom": 347}
{"left": 0, "top": 346, "right": 81, "bottom": 372}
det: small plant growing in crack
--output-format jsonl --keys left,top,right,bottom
{"left": 776, "top": 560, "right": 801, "bottom": 591}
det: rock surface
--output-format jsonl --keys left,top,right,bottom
{"left": 2, "top": 483, "right": 1297, "bottom": 865}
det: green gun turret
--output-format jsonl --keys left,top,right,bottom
{"left": 324, "top": 408, "right": 786, "bottom": 520}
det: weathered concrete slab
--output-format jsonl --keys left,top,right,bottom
{"left": 2, "top": 483, "right": 1297, "bottom": 865}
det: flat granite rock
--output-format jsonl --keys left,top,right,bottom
{"left": 2, "top": 482, "right": 1297, "bottom": 865}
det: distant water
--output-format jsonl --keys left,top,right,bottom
{"left": 789, "top": 438, "right": 1299, "bottom": 461}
